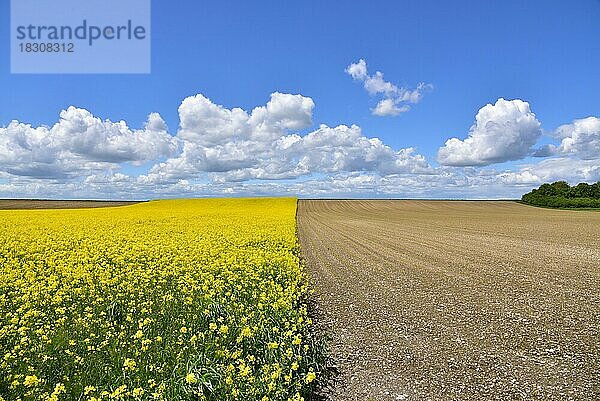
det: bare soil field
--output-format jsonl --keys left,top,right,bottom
{"left": 0, "top": 199, "right": 142, "bottom": 210}
{"left": 297, "top": 200, "right": 600, "bottom": 401}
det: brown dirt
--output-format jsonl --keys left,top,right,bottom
{"left": 297, "top": 200, "right": 600, "bottom": 401}
{"left": 0, "top": 199, "right": 143, "bottom": 210}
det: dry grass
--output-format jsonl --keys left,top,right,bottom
{"left": 297, "top": 200, "right": 600, "bottom": 401}
{"left": 0, "top": 199, "right": 142, "bottom": 210}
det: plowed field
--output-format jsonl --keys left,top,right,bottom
{"left": 297, "top": 200, "right": 600, "bottom": 401}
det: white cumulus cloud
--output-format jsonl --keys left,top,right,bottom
{"left": 437, "top": 98, "right": 542, "bottom": 166}
{"left": 142, "top": 93, "right": 431, "bottom": 184}
{"left": 0, "top": 107, "right": 177, "bottom": 179}
{"left": 345, "top": 59, "right": 432, "bottom": 116}
{"left": 551, "top": 117, "right": 600, "bottom": 160}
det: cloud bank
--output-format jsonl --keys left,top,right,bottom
{"left": 139, "top": 92, "right": 431, "bottom": 187}
{"left": 0, "top": 92, "right": 598, "bottom": 200}
{"left": 0, "top": 107, "right": 177, "bottom": 179}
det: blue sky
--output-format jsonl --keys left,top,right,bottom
{"left": 1, "top": 0, "right": 599, "bottom": 199}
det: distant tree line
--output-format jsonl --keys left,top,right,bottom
{"left": 521, "top": 181, "right": 600, "bottom": 208}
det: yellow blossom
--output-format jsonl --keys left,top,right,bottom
{"left": 305, "top": 369, "right": 316, "bottom": 384}
{"left": 123, "top": 358, "right": 137, "bottom": 371}
{"left": 185, "top": 373, "right": 198, "bottom": 384}
{"left": 23, "top": 375, "right": 40, "bottom": 387}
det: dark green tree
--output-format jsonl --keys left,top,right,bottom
{"left": 521, "top": 181, "right": 600, "bottom": 209}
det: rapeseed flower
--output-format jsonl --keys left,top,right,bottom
{"left": 0, "top": 198, "right": 323, "bottom": 400}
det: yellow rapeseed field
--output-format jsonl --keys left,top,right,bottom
{"left": 0, "top": 198, "right": 324, "bottom": 401}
